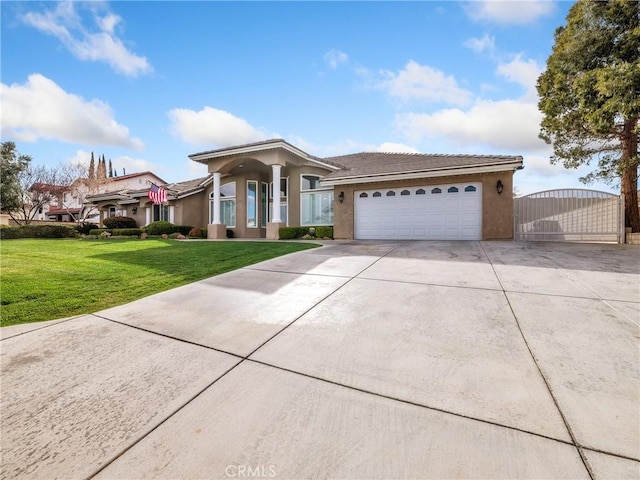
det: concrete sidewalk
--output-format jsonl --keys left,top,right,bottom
{"left": 1, "top": 241, "right": 638, "bottom": 479}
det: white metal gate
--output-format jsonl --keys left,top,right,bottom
{"left": 514, "top": 189, "right": 623, "bottom": 243}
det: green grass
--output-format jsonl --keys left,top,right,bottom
{"left": 0, "top": 239, "right": 319, "bottom": 327}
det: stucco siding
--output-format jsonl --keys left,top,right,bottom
{"left": 333, "top": 171, "right": 515, "bottom": 240}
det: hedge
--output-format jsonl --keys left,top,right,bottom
{"left": 279, "top": 226, "right": 333, "bottom": 240}
{"left": 143, "top": 221, "right": 193, "bottom": 236}
{"left": 0, "top": 225, "right": 78, "bottom": 239}
{"left": 111, "top": 228, "right": 143, "bottom": 236}
{"left": 103, "top": 216, "right": 137, "bottom": 229}
{"left": 88, "top": 228, "right": 143, "bottom": 237}
{"left": 74, "top": 223, "right": 95, "bottom": 235}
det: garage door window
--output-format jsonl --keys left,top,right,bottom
{"left": 465, "top": 185, "right": 477, "bottom": 192}
{"left": 448, "top": 187, "right": 459, "bottom": 193}
{"left": 431, "top": 188, "right": 441, "bottom": 194}
{"left": 401, "top": 190, "right": 410, "bottom": 196}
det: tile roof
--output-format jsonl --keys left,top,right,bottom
{"left": 163, "top": 176, "right": 210, "bottom": 195}
{"left": 189, "top": 139, "right": 293, "bottom": 159}
{"left": 321, "top": 152, "right": 524, "bottom": 180}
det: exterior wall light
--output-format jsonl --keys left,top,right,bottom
{"left": 338, "top": 191, "right": 345, "bottom": 203}
{"left": 496, "top": 180, "right": 504, "bottom": 195}
{"left": 132, "top": 207, "right": 137, "bottom": 214}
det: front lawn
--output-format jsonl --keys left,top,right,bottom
{"left": 0, "top": 239, "right": 319, "bottom": 327}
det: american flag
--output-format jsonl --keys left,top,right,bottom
{"left": 148, "top": 183, "right": 167, "bottom": 204}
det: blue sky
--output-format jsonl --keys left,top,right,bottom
{"left": 1, "top": 1, "right": 616, "bottom": 195}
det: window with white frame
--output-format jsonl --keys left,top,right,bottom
{"left": 300, "top": 175, "right": 333, "bottom": 226}
{"left": 153, "top": 204, "right": 169, "bottom": 221}
{"left": 210, "top": 182, "right": 236, "bottom": 227}
{"left": 269, "top": 177, "right": 288, "bottom": 225}
{"left": 260, "top": 182, "right": 268, "bottom": 227}
{"left": 247, "top": 181, "right": 257, "bottom": 228}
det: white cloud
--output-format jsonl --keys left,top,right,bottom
{"left": 376, "top": 142, "right": 420, "bottom": 154}
{"left": 111, "top": 155, "right": 164, "bottom": 176}
{"left": 465, "top": 0, "right": 556, "bottom": 25}
{"left": 1, "top": 74, "right": 144, "bottom": 150}
{"left": 463, "top": 34, "right": 495, "bottom": 54}
{"left": 183, "top": 160, "right": 209, "bottom": 179}
{"left": 167, "top": 107, "right": 271, "bottom": 147}
{"left": 377, "top": 61, "right": 472, "bottom": 106}
{"left": 496, "top": 54, "right": 543, "bottom": 99}
{"left": 22, "top": 2, "right": 152, "bottom": 77}
{"left": 323, "top": 49, "right": 348, "bottom": 69}
{"left": 396, "top": 98, "right": 547, "bottom": 152}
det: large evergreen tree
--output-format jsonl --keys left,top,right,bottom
{"left": 0, "top": 142, "right": 31, "bottom": 213}
{"left": 537, "top": 0, "right": 639, "bottom": 231}
{"left": 108, "top": 159, "right": 113, "bottom": 178}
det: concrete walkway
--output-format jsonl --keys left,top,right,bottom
{"left": 1, "top": 241, "right": 638, "bottom": 479}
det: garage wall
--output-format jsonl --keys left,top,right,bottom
{"left": 333, "top": 171, "right": 515, "bottom": 240}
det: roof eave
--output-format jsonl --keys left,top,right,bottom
{"left": 189, "top": 141, "right": 339, "bottom": 171}
{"left": 320, "top": 161, "right": 524, "bottom": 187}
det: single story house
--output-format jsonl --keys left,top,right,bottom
{"left": 86, "top": 139, "right": 524, "bottom": 240}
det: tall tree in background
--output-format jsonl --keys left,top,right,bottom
{"left": 108, "top": 159, "right": 113, "bottom": 178}
{"left": 88, "top": 152, "right": 96, "bottom": 180}
{"left": 537, "top": 0, "right": 639, "bottom": 231}
{"left": 97, "top": 155, "right": 106, "bottom": 179}
{"left": 1, "top": 142, "right": 32, "bottom": 214}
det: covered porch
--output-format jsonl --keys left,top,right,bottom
{"left": 189, "top": 140, "right": 337, "bottom": 239}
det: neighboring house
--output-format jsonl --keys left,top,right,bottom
{"left": 85, "top": 139, "right": 524, "bottom": 240}
{"left": 46, "top": 172, "right": 168, "bottom": 224}
{"left": 27, "top": 182, "right": 69, "bottom": 222}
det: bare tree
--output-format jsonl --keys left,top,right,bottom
{"left": 7, "top": 164, "right": 66, "bottom": 225}
{"left": 58, "top": 162, "right": 104, "bottom": 224}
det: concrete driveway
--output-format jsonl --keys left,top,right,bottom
{"left": 1, "top": 241, "right": 638, "bottom": 479}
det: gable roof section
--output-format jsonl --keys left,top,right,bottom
{"left": 320, "top": 152, "right": 524, "bottom": 186}
{"left": 188, "top": 138, "right": 339, "bottom": 171}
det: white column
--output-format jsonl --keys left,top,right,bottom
{"left": 212, "top": 172, "right": 221, "bottom": 224}
{"left": 145, "top": 207, "right": 151, "bottom": 226}
{"left": 169, "top": 206, "right": 175, "bottom": 224}
{"left": 271, "top": 164, "right": 282, "bottom": 223}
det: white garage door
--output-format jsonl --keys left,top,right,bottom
{"left": 355, "top": 183, "right": 482, "bottom": 240}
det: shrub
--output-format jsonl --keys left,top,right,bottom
{"left": 111, "top": 228, "right": 142, "bottom": 236}
{"left": 279, "top": 227, "right": 307, "bottom": 240}
{"left": 0, "top": 227, "right": 19, "bottom": 239}
{"left": 188, "top": 227, "right": 201, "bottom": 238}
{"left": 75, "top": 223, "right": 95, "bottom": 235}
{"left": 227, "top": 229, "right": 234, "bottom": 238}
{"left": 103, "top": 216, "right": 137, "bottom": 229}
{"left": 176, "top": 225, "right": 193, "bottom": 236}
{"left": 89, "top": 228, "right": 108, "bottom": 236}
{"left": 201, "top": 228, "right": 207, "bottom": 238}
{"left": 0, "top": 225, "right": 77, "bottom": 239}
{"left": 315, "top": 226, "right": 333, "bottom": 238}
{"left": 278, "top": 226, "right": 333, "bottom": 240}
{"left": 144, "top": 221, "right": 176, "bottom": 235}
{"left": 168, "top": 232, "right": 180, "bottom": 239}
